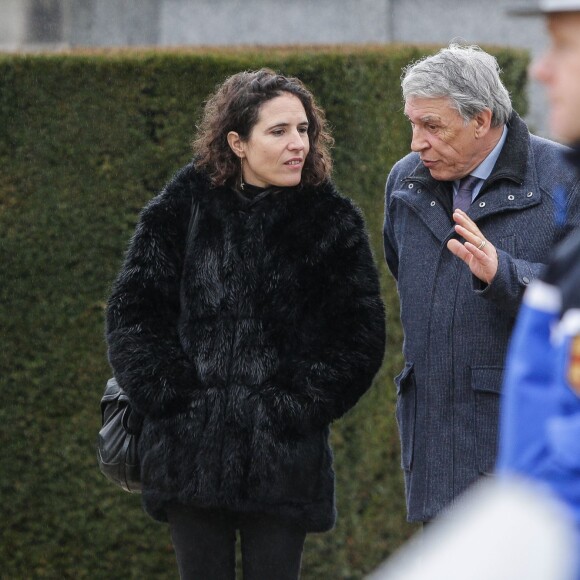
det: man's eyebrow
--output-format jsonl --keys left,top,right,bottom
{"left": 403, "top": 113, "right": 441, "bottom": 123}
{"left": 419, "top": 114, "right": 441, "bottom": 123}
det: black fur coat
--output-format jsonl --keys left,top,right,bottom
{"left": 106, "top": 162, "right": 386, "bottom": 532}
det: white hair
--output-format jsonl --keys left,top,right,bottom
{"left": 402, "top": 44, "right": 513, "bottom": 127}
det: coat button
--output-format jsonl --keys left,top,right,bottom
{"left": 522, "top": 276, "right": 530, "bottom": 284}
{"left": 479, "top": 201, "right": 486, "bottom": 208}
{"left": 430, "top": 201, "right": 436, "bottom": 207}
{"left": 527, "top": 192, "right": 533, "bottom": 197}
{"left": 508, "top": 194, "right": 515, "bottom": 201}
{"left": 408, "top": 183, "right": 414, "bottom": 189}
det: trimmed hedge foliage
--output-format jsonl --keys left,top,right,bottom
{"left": 0, "top": 45, "right": 529, "bottom": 579}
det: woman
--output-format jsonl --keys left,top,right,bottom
{"left": 106, "top": 68, "right": 385, "bottom": 579}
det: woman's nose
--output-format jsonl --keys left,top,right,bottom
{"left": 288, "top": 130, "right": 306, "bottom": 150}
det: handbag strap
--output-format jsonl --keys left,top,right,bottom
{"left": 185, "top": 193, "right": 200, "bottom": 248}
{"left": 179, "top": 193, "right": 200, "bottom": 309}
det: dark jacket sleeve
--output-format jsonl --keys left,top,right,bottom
{"left": 262, "top": 197, "right": 386, "bottom": 431}
{"left": 474, "top": 250, "right": 545, "bottom": 316}
{"left": 475, "top": 178, "right": 580, "bottom": 316}
{"left": 383, "top": 165, "right": 401, "bottom": 281}
{"left": 106, "top": 186, "right": 196, "bottom": 417}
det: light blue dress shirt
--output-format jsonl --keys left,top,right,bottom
{"left": 453, "top": 125, "right": 508, "bottom": 201}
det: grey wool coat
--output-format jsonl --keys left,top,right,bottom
{"left": 106, "top": 163, "right": 386, "bottom": 532}
{"left": 383, "top": 112, "right": 580, "bottom": 522}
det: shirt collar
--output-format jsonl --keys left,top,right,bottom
{"left": 452, "top": 125, "right": 508, "bottom": 198}
{"left": 454, "top": 124, "right": 508, "bottom": 188}
{"left": 471, "top": 124, "right": 508, "bottom": 180}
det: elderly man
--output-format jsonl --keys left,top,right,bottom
{"left": 383, "top": 43, "right": 580, "bottom": 524}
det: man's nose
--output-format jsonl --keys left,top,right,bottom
{"left": 410, "top": 126, "right": 429, "bottom": 152}
{"left": 530, "top": 53, "right": 552, "bottom": 85}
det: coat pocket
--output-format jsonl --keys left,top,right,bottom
{"left": 395, "top": 362, "right": 416, "bottom": 471}
{"left": 471, "top": 366, "right": 504, "bottom": 475}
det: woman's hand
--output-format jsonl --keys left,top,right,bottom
{"left": 447, "top": 209, "right": 498, "bottom": 285}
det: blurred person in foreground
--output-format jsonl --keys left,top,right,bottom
{"left": 106, "top": 68, "right": 386, "bottom": 579}
{"left": 496, "top": 0, "right": 580, "bottom": 577}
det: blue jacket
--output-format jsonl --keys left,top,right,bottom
{"left": 497, "top": 163, "right": 580, "bottom": 578}
{"left": 383, "top": 113, "right": 580, "bottom": 522}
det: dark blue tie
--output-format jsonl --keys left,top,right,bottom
{"left": 454, "top": 175, "right": 480, "bottom": 212}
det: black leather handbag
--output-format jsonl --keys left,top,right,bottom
{"left": 98, "top": 197, "right": 198, "bottom": 493}
{"left": 96, "top": 377, "right": 143, "bottom": 493}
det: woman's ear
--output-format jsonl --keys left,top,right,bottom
{"left": 227, "top": 131, "right": 245, "bottom": 158}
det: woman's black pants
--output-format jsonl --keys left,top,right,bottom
{"left": 167, "top": 504, "right": 306, "bottom": 580}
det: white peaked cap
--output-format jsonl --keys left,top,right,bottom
{"left": 510, "top": 0, "right": 580, "bottom": 14}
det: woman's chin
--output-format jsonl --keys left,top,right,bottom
{"left": 274, "top": 175, "right": 303, "bottom": 188}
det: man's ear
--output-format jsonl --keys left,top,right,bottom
{"left": 227, "top": 131, "right": 245, "bottom": 158}
{"left": 474, "top": 108, "right": 493, "bottom": 138}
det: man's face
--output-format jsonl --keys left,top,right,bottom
{"left": 404, "top": 96, "right": 488, "bottom": 182}
{"left": 532, "top": 12, "right": 580, "bottom": 144}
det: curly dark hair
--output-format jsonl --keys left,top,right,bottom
{"left": 193, "top": 68, "right": 334, "bottom": 188}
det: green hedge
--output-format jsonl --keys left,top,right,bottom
{"left": 0, "top": 45, "right": 529, "bottom": 579}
